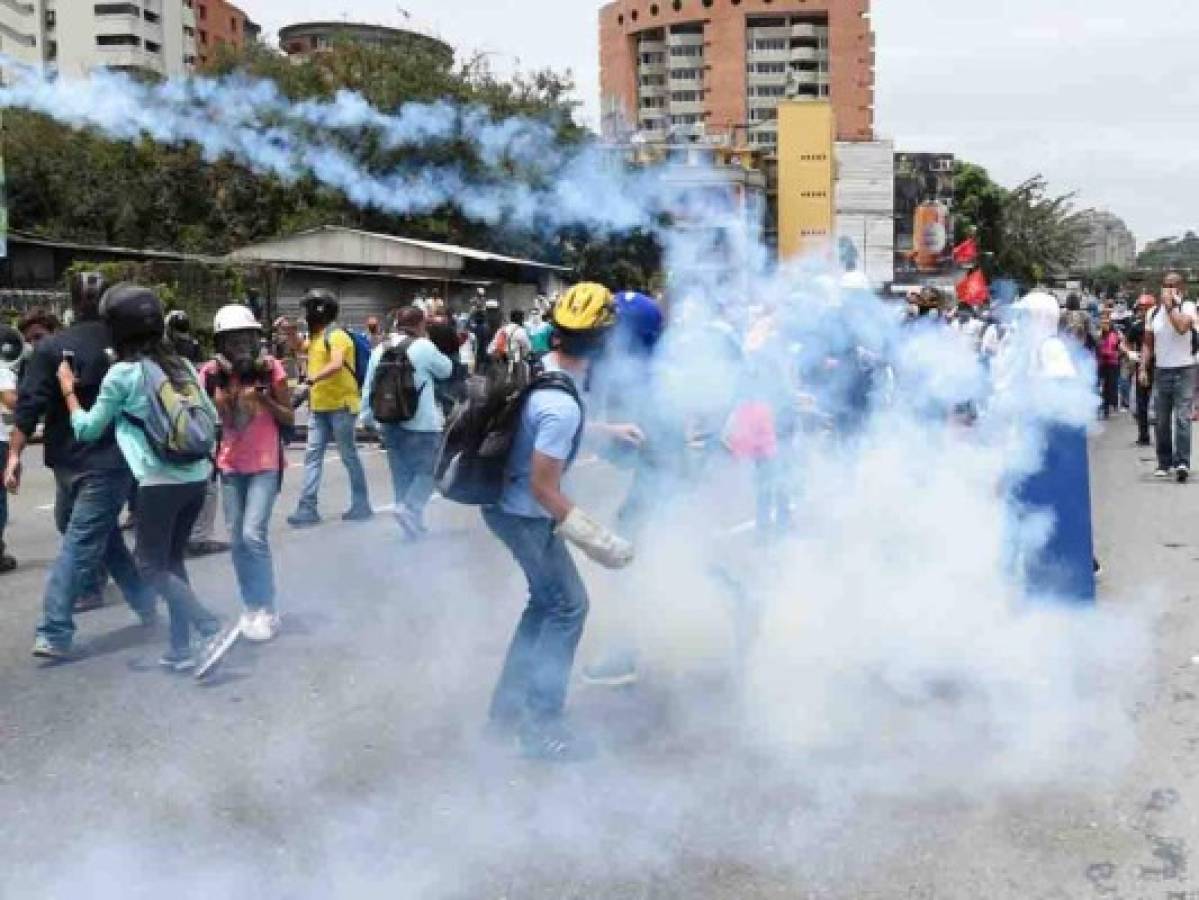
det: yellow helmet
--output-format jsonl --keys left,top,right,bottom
{"left": 551, "top": 282, "right": 616, "bottom": 333}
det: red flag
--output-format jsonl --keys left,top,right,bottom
{"left": 955, "top": 269, "right": 990, "bottom": 307}
{"left": 952, "top": 237, "right": 979, "bottom": 267}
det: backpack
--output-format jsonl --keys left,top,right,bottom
{"left": 370, "top": 337, "right": 424, "bottom": 424}
{"left": 435, "top": 363, "right": 581, "bottom": 507}
{"left": 324, "top": 327, "right": 372, "bottom": 389}
{"left": 125, "top": 359, "right": 217, "bottom": 465}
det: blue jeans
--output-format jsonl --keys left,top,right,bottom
{"left": 38, "top": 467, "right": 153, "bottom": 649}
{"left": 483, "top": 507, "right": 589, "bottom": 724}
{"left": 295, "top": 409, "right": 370, "bottom": 516}
{"left": 222, "top": 471, "right": 280, "bottom": 612}
{"left": 1154, "top": 366, "right": 1195, "bottom": 470}
{"left": 380, "top": 426, "right": 439, "bottom": 525}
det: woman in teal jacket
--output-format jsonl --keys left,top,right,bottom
{"left": 58, "top": 284, "right": 236, "bottom": 678}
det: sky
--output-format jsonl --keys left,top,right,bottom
{"left": 242, "top": 0, "right": 1196, "bottom": 247}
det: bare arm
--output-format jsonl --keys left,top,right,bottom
{"left": 308, "top": 347, "right": 346, "bottom": 384}
{"left": 529, "top": 451, "right": 573, "bottom": 524}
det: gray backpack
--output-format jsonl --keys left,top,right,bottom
{"left": 124, "top": 359, "right": 217, "bottom": 465}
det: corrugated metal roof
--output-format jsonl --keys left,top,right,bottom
{"left": 234, "top": 226, "right": 571, "bottom": 273}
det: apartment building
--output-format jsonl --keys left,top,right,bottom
{"left": 3, "top": 1, "right": 256, "bottom": 78}
{"left": 0, "top": 0, "right": 45, "bottom": 68}
{"left": 599, "top": 0, "right": 874, "bottom": 151}
{"left": 193, "top": 0, "right": 259, "bottom": 67}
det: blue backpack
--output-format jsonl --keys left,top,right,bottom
{"left": 324, "top": 327, "right": 373, "bottom": 389}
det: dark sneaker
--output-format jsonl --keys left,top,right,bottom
{"left": 580, "top": 656, "right": 640, "bottom": 688}
{"left": 185, "top": 540, "right": 231, "bottom": 558}
{"left": 0, "top": 554, "right": 16, "bottom": 574}
{"left": 133, "top": 603, "right": 159, "bottom": 628}
{"left": 73, "top": 593, "right": 105, "bottom": 613}
{"left": 1177, "top": 465, "right": 1190, "bottom": 484}
{"left": 1135, "top": 437, "right": 1151, "bottom": 447}
{"left": 194, "top": 624, "right": 241, "bottom": 681}
{"left": 159, "top": 650, "right": 197, "bottom": 673}
{"left": 287, "top": 511, "right": 321, "bottom": 528}
{"left": 342, "top": 507, "right": 374, "bottom": 522}
{"left": 519, "top": 720, "right": 596, "bottom": 763}
{"left": 32, "top": 636, "right": 71, "bottom": 661}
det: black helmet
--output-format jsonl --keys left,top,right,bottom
{"left": 0, "top": 324, "right": 22, "bottom": 367}
{"left": 69, "top": 271, "right": 108, "bottom": 316}
{"left": 101, "top": 284, "right": 164, "bottom": 346}
{"left": 165, "top": 309, "right": 191, "bottom": 334}
{"left": 302, "top": 289, "right": 339, "bottom": 326}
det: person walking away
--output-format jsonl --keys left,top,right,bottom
{"left": 489, "top": 310, "right": 532, "bottom": 365}
{"left": 1143, "top": 273, "right": 1197, "bottom": 481}
{"left": 6, "top": 273, "right": 158, "bottom": 658}
{"left": 528, "top": 309, "right": 554, "bottom": 359}
{"left": 425, "top": 313, "right": 469, "bottom": 416}
{"left": 361, "top": 306, "right": 452, "bottom": 539}
{"left": 287, "top": 289, "right": 372, "bottom": 527}
{"left": 201, "top": 305, "right": 293, "bottom": 643}
{"left": 57, "top": 284, "right": 236, "bottom": 677}
{"left": 484, "top": 283, "right": 634, "bottom": 761}
{"left": 0, "top": 325, "right": 21, "bottom": 573}
{"left": 1124, "top": 294, "right": 1156, "bottom": 446}
{"left": 1096, "top": 312, "right": 1122, "bottom": 419}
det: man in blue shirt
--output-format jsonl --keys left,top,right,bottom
{"left": 360, "top": 306, "right": 453, "bottom": 539}
{"left": 483, "top": 283, "right": 635, "bottom": 761}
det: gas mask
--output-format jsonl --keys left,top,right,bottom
{"left": 216, "top": 330, "right": 266, "bottom": 380}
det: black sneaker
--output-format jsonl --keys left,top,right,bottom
{"left": 287, "top": 510, "right": 321, "bottom": 528}
{"left": 185, "top": 540, "right": 231, "bottom": 558}
{"left": 0, "top": 554, "right": 16, "bottom": 574}
{"left": 342, "top": 507, "right": 374, "bottom": 522}
{"left": 519, "top": 720, "right": 596, "bottom": 763}
{"left": 1177, "top": 465, "right": 1190, "bottom": 484}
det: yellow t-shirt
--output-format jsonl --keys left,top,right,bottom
{"left": 308, "top": 328, "right": 360, "bottom": 413}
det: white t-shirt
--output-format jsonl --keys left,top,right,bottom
{"left": 0, "top": 365, "right": 17, "bottom": 443}
{"left": 1150, "top": 301, "right": 1198, "bottom": 370}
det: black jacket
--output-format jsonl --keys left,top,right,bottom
{"left": 13, "top": 319, "right": 126, "bottom": 472}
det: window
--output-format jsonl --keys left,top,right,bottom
{"left": 96, "top": 33, "right": 140, "bottom": 46}
{"left": 199, "top": 29, "right": 208, "bottom": 44}
{"left": 670, "top": 114, "right": 700, "bottom": 125}
{"left": 752, "top": 38, "right": 787, "bottom": 51}
{"left": 198, "top": 4, "right": 206, "bottom": 18}
{"left": 143, "top": 9, "right": 159, "bottom": 22}
{"left": 669, "top": 45, "right": 701, "bottom": 58}
{"left": 671, "top": 22, "right": 703, "bottom": 34}
{"left": 751, "top": 62, "right": 786, "bottom": 74}
{"left": 94, "top": 3, "right": 140, "bottom": 15}
{"left": 640, "top": 96, "right": 666, "bottom": 109}
{"left": 752, "top": 85, "right": 785, "bottom": 97}
{"left": 230, "top": 16, "right": 238, "bottom": 31}
{"left": 749, "top": 107, "right": 777, "bottom": 122}
{"left": 671, "top": 90, "right": 699, "bottom": 102}
{"left": 144, "top": 40, "right": 160, "bottom": 52}
{"left": 640, "top": 52, "right": 664, "bottom": 64}
{"left": 639, "top": 74, "right": 665, "bottom": 87}
{"left": 671, "top": 67, "right": 701, "bottom": 80}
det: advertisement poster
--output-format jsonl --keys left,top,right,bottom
{"left": 894, "top": 153, "right": 954, "bottom": 280}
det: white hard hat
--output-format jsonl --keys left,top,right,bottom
{"left": 214, "top": 304, "right": 262, "bottom": 335}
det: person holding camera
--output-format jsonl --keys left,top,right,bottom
{"left": 199, "top": 305, "right": 294, "bottom": 642}
{"left": 1142, "top": 272, "right": 1198, "bottom": 482}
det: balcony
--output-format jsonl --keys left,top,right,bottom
{"left": 791, "top": 22, "right": 819, "bottom": 39}
{"left": 669, "top": 76, "right": 703, "bottom": 91}
{"left": 746, "top": 47, "right": 791, "bottom": 63}
{"left": 747, "top": 69, "right": 788, "bottom": 86}
{"left": 787, "top": 69, "right": 819, "bottom": 85}
{"left": 95, "top": 45, "right": 165, "bottom": 73}
{"left": 670, "top": 99, "right": 705, "bottom": 116}
{"left": 639, "top": 39, "right": 665, "bottom": 53}
{"left": 639, "top": 82, "right": 667, "bottom": 97}
{"left": 747, "top": 26, "right": 790, "bottom": 40}
{"left": 790, "top": 46, "right": 823, "bottom": 63}
{"left": 667, "top": 31, "right": 705, "bottom": 46}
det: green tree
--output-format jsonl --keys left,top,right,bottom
{"left": 953, "top": 162, "right": 1088, "bottom": 285}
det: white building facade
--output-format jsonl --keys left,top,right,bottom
{"left": 1077, "top": 210, "right": 1136, "bottom": 271}
{"left": 3, "top": 1, "right": 196, "bottom": 78}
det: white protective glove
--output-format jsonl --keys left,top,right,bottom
{"left": 558, "top": 507, "right": 634, "bottom": 570}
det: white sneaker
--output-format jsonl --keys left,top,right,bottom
{"left": 242, "top": 610, "right": 280, "bottom": 643}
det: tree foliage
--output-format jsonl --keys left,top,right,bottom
{"left": 4, "top": 40, "right": 594, "bottom": 265}
{"left": 954, "top": 162, "right": 1089, "bottom": 285}
{"left": 1137, "top": 232, "right": 1199, "bottom": 271}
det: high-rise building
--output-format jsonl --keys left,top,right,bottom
{"left": 1076, "top": 210, "right": 1136, "bottom": 271}
{"left": 599, "top": 0, "right": 874, "bottom": 151}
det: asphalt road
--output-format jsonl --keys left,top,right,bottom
{"left": 0, "top": 419, "right": 1196, "bottom": 900}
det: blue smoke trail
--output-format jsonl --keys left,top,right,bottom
{"left": 0, "top": 57, "right": 661, "bottom": 234}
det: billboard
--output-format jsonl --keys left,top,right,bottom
{"left": 777, "top": 101, "right": 835, "bottom": 261}
{"left": 894, "top": 153, "right": 955, "bottom": 279}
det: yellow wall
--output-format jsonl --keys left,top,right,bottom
{"left": 777, "top": 101, "right": 835, "bottom": 260}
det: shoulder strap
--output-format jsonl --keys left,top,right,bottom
{"left": 527, "top": 372, "right": 585, "bottom": 459}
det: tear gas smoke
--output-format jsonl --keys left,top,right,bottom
{"left": 0, "top": 62, "right": 1155, "bottom": 898}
